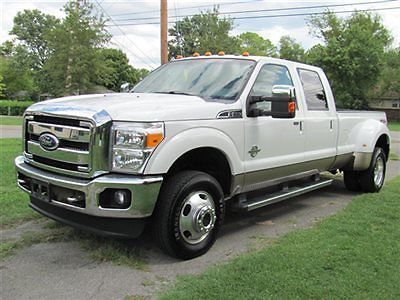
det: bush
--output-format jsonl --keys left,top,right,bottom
{"left": 0, "top": 100, "right": 34, "bottom": 116}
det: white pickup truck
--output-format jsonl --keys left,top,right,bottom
{"left": 15, "top": 55, "right": 391, "bottom": 259}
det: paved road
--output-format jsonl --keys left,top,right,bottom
{"left": 1, "top": 161, "right": 399, "bottom": 300}
{"left": 0, "top": 125, "right": 22, "bottom": 138}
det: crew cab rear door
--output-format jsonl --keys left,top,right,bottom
{"left": 296, "top": 68, "right": 338, "bottom": 169}
{"left": 243, "top": 63, "right": 306, "bottom": 191}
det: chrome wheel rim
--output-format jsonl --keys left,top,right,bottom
{"left": 374, "top": 157, "right": 384, "bottom": 187}
{"left": 179, "top": 191, "right": 216, "bottom": 245}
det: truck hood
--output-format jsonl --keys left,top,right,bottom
{"left": 26, "top": 93, "right": 234, "bottom": 122}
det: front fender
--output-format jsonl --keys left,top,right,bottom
{"left": 144, "top": 126, "right": 243, "bottom": 175}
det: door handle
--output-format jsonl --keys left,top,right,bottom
{"left": 293, "top": 121, "right": 303, "bottom": 131}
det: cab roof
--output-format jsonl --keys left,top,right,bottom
{"left": 173, "top": 54, "right": 323, "bottom": 72}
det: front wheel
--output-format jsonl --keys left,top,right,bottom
{"left": 153, "top": 171, "right": 225, "bottom": 259}
{"left": 359, "top": 147, "right": 387, "bottom": 193}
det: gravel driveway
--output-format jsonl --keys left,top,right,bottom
{"left": 1, "top": 160, "right": 399, "bottom": 300}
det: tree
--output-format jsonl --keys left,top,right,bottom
{"left": 96, "top": 48, "right": 149, "bottom": 92}
{"left": 168, "top": 8, "right": 239, "bottom": 57}
{"left": 374, "top": 48, "right": 400, "bottom": 97}
{"left": 0, "top": 41, "right": 37, "bottom": 99}
{"left": 0, "top": 53, "right": 36, "bottom": 99}
{"left": 44, "top": 0, "right": 110, "bottom": 96}
{"left": 11, "top": 9, "right": 59, "bottom": 69}
{"left": 237, "top": 32, "right": 277, "bottom": 56}
{"left": 279, "top": 36, "right": 305, "bottom": 62}
{"left": 307, "top": 11, "right": 392, "bottom": 109}
{"left": 0, "top": 74, "right": 5, "bottom": 98}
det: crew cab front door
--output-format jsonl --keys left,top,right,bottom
{"left": 243, "top": 63, "right": 306, "bottom": 192}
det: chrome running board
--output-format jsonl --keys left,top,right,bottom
{"left": 233, "top": 179, "right": 333, "bottom": 212}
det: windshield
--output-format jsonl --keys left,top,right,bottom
{"left": 133, "top": 58, "right": 255, "bottom": 101}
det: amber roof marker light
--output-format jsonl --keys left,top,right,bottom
{"left": 242, "top": 51, "right": 250, "bottom": 56}
{"left": 176, "top": 55, "right": 183, "bottom": 59}
{"left": 218, "top": 51, "right": 225, "bottom": 56}
{"left": 205, "top": 51, "right": 212, "bottom": 56}
{"left": 192, "top": 52, "right": 200, "bottom": 57}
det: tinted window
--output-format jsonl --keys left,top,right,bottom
{"left": 250, "top": 64, "right": 293, "bottom": 97}
{"left": 133, "top": 58, "right": 255, "bottom": 101}
{"left": 298, "top": 69, "right": 328, "bottom": 110}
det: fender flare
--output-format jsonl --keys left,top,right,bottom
{"left": 349, "top": 119, "right": 390, "bottom": 170}
{"left": 144, "top": 127, "right": 243, "bottom": 175}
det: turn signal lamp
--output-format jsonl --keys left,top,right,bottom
{"left": 242, "top": 51, "right": 250, "bottom": 56}
{"left": 193, "top": 52, "right": 200, "bottom": 57}
{"left": 205, "top": 51, "right": 212, "bottom": 56}
{"left": 288, "top": 102, "right": 296, "bottom": 113}
{"left": 146, "top": 133, "right": 164, "bottom": 148}
{"left": 218, "top": 51, "right": 225, "bottom": 56}
{"left": 176, "top": 55, "right": 183, "bottom": 59}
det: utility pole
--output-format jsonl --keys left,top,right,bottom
{"left": 160, "top": 0, "right": 168, "bottom": 64}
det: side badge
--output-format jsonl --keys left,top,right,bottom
{"left": 248, "top": 145, "right": 261, "bottom": 158}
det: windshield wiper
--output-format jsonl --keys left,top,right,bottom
{"left": 166, "top": 90, "right": 197, "bottom": 96}
{"left": 152, "top": 90, "right": 205, "bottom": 99}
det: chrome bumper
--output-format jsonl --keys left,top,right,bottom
{"left": 15, "top": 156, "right": 163, "bottom": 218}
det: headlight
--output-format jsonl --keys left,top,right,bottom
{"left": 112, "top": 122, "right": 164, "bottom": 173}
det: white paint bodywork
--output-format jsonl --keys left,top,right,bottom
{"left": 143, "top": 57, "right": 390, "bottom": 180}
{"left": 28, "top": 56, "right": 390, "bottom": 193}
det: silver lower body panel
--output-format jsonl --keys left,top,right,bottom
{"left": 15, "top": 156, "right": 163, "bottom": 218}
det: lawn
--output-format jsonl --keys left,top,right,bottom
{"left": 160, "top": 176, "right": 400, "bottom": 299}
{"left": 0, "top": 116, "right": 23, "bottom": 126}
{"left": 0, "top": 138, "right": 38, "bottom": 227}
{"left": 388, "top": 122, "right": 400, "bottom": 132}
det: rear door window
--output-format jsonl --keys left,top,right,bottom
{"left": 297, "top": 69, "right": 328, "bottom": 111}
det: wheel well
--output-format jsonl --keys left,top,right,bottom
{"left": 166, "top": 147, "right": 232, "bottom": 196}
{"left": 375, "top": 134, "right": 390, "bottom": 159}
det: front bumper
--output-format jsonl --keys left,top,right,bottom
{"left": 15, "top": 156, "right": 163, "bottom": 237}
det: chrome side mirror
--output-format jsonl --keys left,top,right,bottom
{"left": 248, "top": 85, "right": 296, "bottom": 118}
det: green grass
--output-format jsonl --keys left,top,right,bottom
{"left": 0, "top": 116, "right": 23, "bottom": 126}
{"left": 389, "top": 152, "right": 400, "bottom": 161}
{"left": 1, "top": 222, "right": 148, "bottom": 270}
{"left": 388, "top": 122, "right": 400, "bottom": 131}
{"left": 0, "top": 139, "right": 147, "bottom": 270}
{"left": 0, "top": 138, "right": 38, "bottom": 228}
{"left": 160, "top": 177, "right": 400, "bottom": 300}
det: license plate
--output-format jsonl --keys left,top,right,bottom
{"left": 31, "top": 179, "right": 50, "bottom": 201}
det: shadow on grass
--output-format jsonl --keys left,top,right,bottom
{"left": 2, "top": 221, "right": 149, "bottom": 271}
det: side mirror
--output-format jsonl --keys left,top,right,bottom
{"left": 120, "top": 82, "right": 131, "bottom": 93}
{"left": 248, "top": 85, "right": 296, "bottom": 118}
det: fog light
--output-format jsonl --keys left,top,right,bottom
{"left": 99, "top": 189, "right": 131, "bottom": 209}
{"left": 114, "top": 190, "right": 129, "bottom": 206}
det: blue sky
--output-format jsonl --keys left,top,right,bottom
{"left": 1, "top": 0, "right": 399, "bottom": 69}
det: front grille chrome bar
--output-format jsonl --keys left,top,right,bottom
{"left": 27, "top": 141, "right": 90, "bottom": 165}
{"left": 28, "top": 121, "right": 90, "bottom": 143}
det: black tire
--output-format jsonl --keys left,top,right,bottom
{"left": 343, "top": 170, "right": 361, "bottom": 192}
{"left": 153, "top": 171, "right": 225, "bottom": 259}
{"left": 359, "top": 147, "right": 387, "bottom": 193}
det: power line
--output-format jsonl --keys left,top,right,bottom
{"left": 110, "top": 0, "right": 263, "bottom": 17}
{"left": 105, "top": 6, "right": 400, "bottom": 27}
{"left": 93, "top": 0, "right": 157, "bottom": 68}
{"left": 111, "top": 0, "right": 398, "bottom": 22}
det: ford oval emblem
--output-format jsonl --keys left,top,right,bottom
{"left": 39, "top": 133, "right": 59, "bottom": 151}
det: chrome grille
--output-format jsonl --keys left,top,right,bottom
{"left": 24, "top": 115, "right": 93, "bottom": 176}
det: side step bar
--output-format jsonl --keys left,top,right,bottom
{"left": 233, "top": 179, "right": 333, "bottom": 212}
